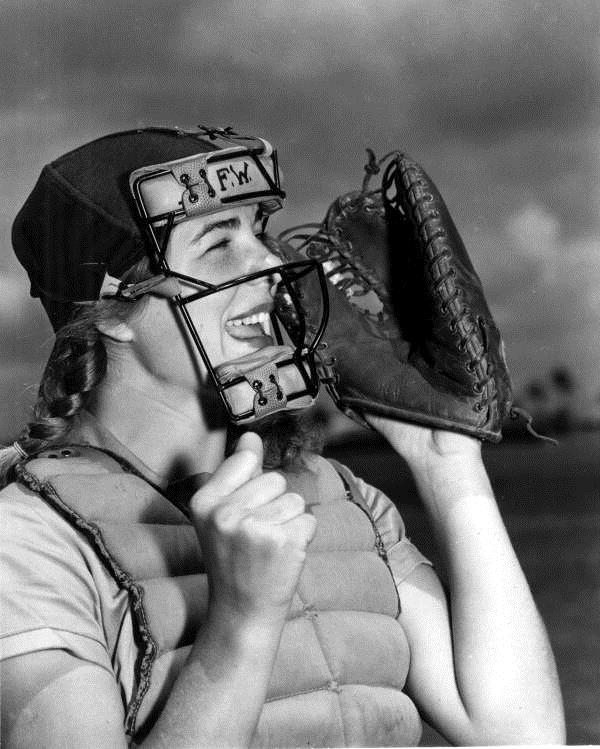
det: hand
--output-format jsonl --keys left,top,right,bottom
{"left": 365, "top": 413, "right": 481, "bottom": 466}
{"left": 189, "top": 432, "right": 317, "bottom": 627}
{"left": 365, "top": 413, "right": 492, "bottom": 512}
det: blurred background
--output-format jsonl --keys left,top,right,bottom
{"left": 1, "top": 0, "right": 599, "bottom": 743}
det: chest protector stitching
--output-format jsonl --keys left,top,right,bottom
{"left": 15, "top": 447, "right": 421, "bottom": 747}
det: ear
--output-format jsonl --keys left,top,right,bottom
{"left": 96, "top": 318, "right": 135, "bottom": 343}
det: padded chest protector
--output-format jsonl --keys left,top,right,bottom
{"left": 16, "top": 447, "right": 421, "bottom": 747}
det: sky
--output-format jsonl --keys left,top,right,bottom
{"left": 1, "top": 0, "right": 599, "bottom": 436}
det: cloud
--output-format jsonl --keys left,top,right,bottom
{"left": 4, "top": 1, "right": 598, "bottom": 138}
{"left": 482, "top": 199, "right": 600, "bottom": 319}
{"left": 172, "top": 0, "right": 600, "bottom": 137}
{"left": 505, "top": 203, "right": 561, "bottom": 272}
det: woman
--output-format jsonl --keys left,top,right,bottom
{"left": 1, "top": 125, "right": 564, "bottom": 747}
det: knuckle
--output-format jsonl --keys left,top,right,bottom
{"left": 275, "top": 492, "right": 306, "bottom": 518}
{"left": 210, "top": 504, "right": 239, "bottom": 533}
{"left": 189, "top": 493, "right": 212, "bottom": 520}
{"left": 237, "top": 514, "right": 257, "bottom": 537}
{"left": 269, "top": 525, "right": 292, "bottom": 552}
{"left": 246, "top": 516, "right": 282, "bottom": 543}
{"left": 263, "top": 470, "right": 287, "bottom": 494}
{"left": 297, "top": 513, "right": 318, "bottom": 544}
{"left": 280, "top": 513, "right": 315, "bottom": 546}
{"left": 238, "top": 516, "right": 278, "bottom": 548}
{"left": 287, "top": 492, "right": 306, "bottom": 512}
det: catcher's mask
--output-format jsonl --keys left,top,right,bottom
{"left": 12, "top": 125, "right": 329, "bottom": 424}
{"left": 123, "top": 129, "right": 329, "bottom": 423}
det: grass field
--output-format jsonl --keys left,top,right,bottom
{"left": 325, "top": 430, "right": 600, "bottom": 745}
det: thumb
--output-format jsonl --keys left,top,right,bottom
{"left": 190, "top": 433, "right": 265, "bottom": 517}
{"left": 234, "top": 431, "right": 264, "bottom": 478}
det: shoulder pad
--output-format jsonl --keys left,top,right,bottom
{"left": 25, "top": 445, "right": 126, "bottom": 482}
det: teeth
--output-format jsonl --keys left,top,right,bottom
{"left": 226, "top": 311, "right": 271, "bottom": 335}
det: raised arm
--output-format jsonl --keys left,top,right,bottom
{"left": 368, "top": 415, "right": 565, "bottom": 746}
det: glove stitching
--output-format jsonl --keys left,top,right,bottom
{"left": 303, "top": 209, "right": 392, "bottom": 315}
{"left": 353, "top": 153, "right": 500, "bottom": 423}
{"left": 389, "top": 155, "right": 494, "bottom": 415}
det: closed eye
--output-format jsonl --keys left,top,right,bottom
{"left": 206, "top": 237, "right": 231, "bottom": 252}
{"left": 206, "top": 231, "right": 266, "bottom": 254}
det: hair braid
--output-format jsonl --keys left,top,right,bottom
{"left": 0, "top": 259, "right": 152, "bottom": 487}
{"left": 0, "top": 310, "right": 108, "bottom": 486}
{"left": 28, "top": 318, "right": 107, "bottom": 443}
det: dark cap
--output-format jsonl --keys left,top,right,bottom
{"left": 12, "top": 127, "right": 220, "bottom": 330}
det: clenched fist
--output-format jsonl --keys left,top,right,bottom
{"left": 189, "top": 432, "right": 317, "bottom": 627}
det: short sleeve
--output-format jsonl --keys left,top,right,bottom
{"left": 329, "top": 460, "right": 433, "bottom": 587}
{"left": 0, "top": 483, "right": 113, "bottom": 673}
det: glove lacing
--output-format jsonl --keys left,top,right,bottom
{"left": 277, "top": 222, "right": 385, "bottom": 423}
{"left": 372, "top": 150, "right": 555, "bottom": 442}
{"left": 376, "top": 152, "right": 496, "bottom": 416}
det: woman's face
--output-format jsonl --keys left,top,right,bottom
{"left": 129, "top": 203, "right": 281, "bottom": 394}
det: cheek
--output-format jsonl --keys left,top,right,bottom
{"left": 133, "top": 300, "right": 177, "bottom": 361}
{"left": 131, "top": 291, "right": 238, "bottom": 384}
{"left": 132, "top": 299, "right": 211, "bottom": 385}
{"left": 191, "top": 248, "right": 251, "bottom": 284}
{"left": 137, "top": 297, "right": 178, "bottom": 332}
{"left": 128, "top": 298, "right": 187, "bottom": 361}
{"left": 207, "top": 256, "right": 245, "bottom": 282}
{"left": 186, "top": 288, "right": 235, "bottom": 328}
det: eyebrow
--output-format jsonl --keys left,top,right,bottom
{"left": 190, "top": 217, "right": 241, "bottom": 244}
{"left": 190, "top": 209, "right": 264, "bottom": 245}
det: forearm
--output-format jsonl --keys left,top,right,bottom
{"left": 408, "top": 442, "right": 565, "bottom": 741}
{"left": 141, "top": 606, "right": 283, "bottom": 748}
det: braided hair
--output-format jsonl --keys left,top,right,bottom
{"left": 0, "top": 260, "right": 151, "bottom": 487}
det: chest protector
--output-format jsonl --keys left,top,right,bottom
{"left": 16, "top": 446, "right": 421, "bottom": 747}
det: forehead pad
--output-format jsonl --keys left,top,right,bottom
{"left": 130, "top": 139, "right": 284, "bottom": 227}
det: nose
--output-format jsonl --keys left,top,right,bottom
{"left": 242, "top": 235, "right": 281, "bottom": 299}
{"left": 245, "top": 233, "right": 281, "bottom": 274}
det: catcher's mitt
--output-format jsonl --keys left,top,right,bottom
{"left": 278, "top": 150, "right": 514, "bottom": 442}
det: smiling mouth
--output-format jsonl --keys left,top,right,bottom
{"left": 225, "top": 311, "right": 273, "bottom": 340}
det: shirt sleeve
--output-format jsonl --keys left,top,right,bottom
{"left": 0, "top": 483, "right": 113, "bottom": 673}
{"left": 330, "top": 460, "right": 433, "bottom": 587}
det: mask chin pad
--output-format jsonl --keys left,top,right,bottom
{"left": 215, "top": 345, "right": 315, "bottom": 422}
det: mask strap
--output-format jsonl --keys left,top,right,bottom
{"left": 116, "top": 275, "right": 181, "bottom": 300}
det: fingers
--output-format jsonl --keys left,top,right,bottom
{"left": 195, "top": 472, "right": 288, "bottom": 523}
{"left": 190, "top": 433, "right": 293, "bottom": 521}
{"left": 189, "top": 432, "right": 316, "bottom": 558}
{"left": 292, "top": 512, "right": 318, "bottom": 547}
{"left": 187, "top": 436, "right": 316, "bottom": 621}
{"left": 236, "top": 503, "right": 317, "bottom": 549}
{"left": 235, "top": 432, "right": 264, "bottom": 479}
{"left": 250, "top": 492, "right": 306, "bottom": 524}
